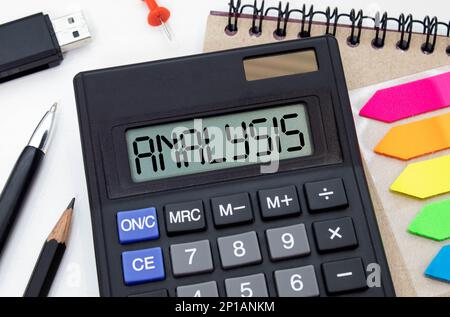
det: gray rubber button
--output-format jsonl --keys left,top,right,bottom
{"left": 217, "top": 231, "right": 262, "bottom": 269}
{"left": 177, "top": 281, "right": 219, "bottom": 297}
{"left": 170, "top": 240, "right": 213, "bottom": 277}
{"left": 274, "top": 265, "right": 320, "bottom": 297}
{"left": 266, "top": 224, "right": 310, "bottom": 260}
{"left": 225, "top": 273, "right": 268, "bottom": 297}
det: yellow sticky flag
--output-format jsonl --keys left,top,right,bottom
{"left": 391, "top": 155, "right": 450, "bottom": 199}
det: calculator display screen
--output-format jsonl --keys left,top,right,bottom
{"left": 126, "top": 104, "right": 313, "bottom": 182}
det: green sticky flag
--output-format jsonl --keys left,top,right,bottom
{"left": 408, "top": 199, "right": 450, "bottom": 241}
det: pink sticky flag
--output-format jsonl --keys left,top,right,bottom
{"left": 359, "top": 72, "right": 450, "bottom": 123}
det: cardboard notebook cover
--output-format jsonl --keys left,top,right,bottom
{"left": 203, "top": 11, "right": 450, "bottom": 297}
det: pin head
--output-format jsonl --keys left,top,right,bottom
{"left": 144, "top": 0, "right": 170, "bottom": 26}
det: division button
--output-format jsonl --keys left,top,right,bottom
{"left": 217, "top": 231, "right": 262, "bottom": 269}
{"left": 211, "top": 193, "right": 253, "bottom": 227}
{"left": 122, "top": 247, "right": 165, "bottom": 285}
{"left": 274, "top": 265, "right": 320, "bottom": 297}
{"left": 258, "top": 185, "right": 301, "bottom": 219}
{"left": 313, "top": 217, "right": 358, "bottom": 252}
{"left": 177, "top": 281, "right": 219, "bottom": 297}
{"left": 164, "top": 200, "right": 206, "bottom": 235}
{"left": 170, "top": 240, "right": 214, "bottom": 277}
{"left": 225, "top": 273, "right": 268, "bottom": 297}
{"left": 322, "top": 258, "right": 367, "bottom": 294}
{"left": 266, "top": 224, "right": 310, "bottom": 261}
{"left": 304, "top": 178, "right": 348, "bottom": 212}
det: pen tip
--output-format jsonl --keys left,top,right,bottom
{"left": 67, "top": 198, "right": 75, "bottom": 210}
{"left": 50, "top": 102, "right": 58, "bottom": 112}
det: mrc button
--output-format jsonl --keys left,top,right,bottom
{"left": 117, "top": 207, "right": 159, "bottom": 244}
{"left": 164, "top": 200, "right": 206, "bottom": 235}
{"left": 211, "top": 193, "right": 253, "bottom": 227}
{"left": 258, "top": 185, "right": 301, "bottom": 219}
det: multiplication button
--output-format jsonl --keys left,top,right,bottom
{"left": 304, "top": 178, "right": 348, "bottom": 212}
{"left": 217, "top": 231, "right": 262, "bottom": 269}
{"left": 313, "top": 217, "right": 358, "bottom": 252}
{"left": 211, "top": 193, "right": 253, "bottom": 227}
{"left": 170, "top": 240, "right": 213, "bottom": 277}
{"left": 164, "top": 200, "right": 206, "bottom": 235}
{"left": 258, "top": 185, "right": 301, "bottom": 219}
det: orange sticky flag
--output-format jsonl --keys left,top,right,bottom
{"left": 375, "top": 112, "right": 450, "bottom": 160}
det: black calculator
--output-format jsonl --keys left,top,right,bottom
{"left": 74, "top": 36, "right": 395, "bottom": 297}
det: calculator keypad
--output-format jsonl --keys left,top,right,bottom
{"left": 217, "top": 231, "right": 262, "bottom": 269}
{"left": 170, "top": 240, "right": 213, "bottom": 277}
{"left": 118, "top": 178, "right": 377, "bottom": 296}
{"left": 225, "top": 273, "right": 269, "bottom": 297}
{"left": 177, "top": 281, "right": 219, "bottom": 297}
{"left": 266, "top": 224, "right": 310, "bottom": 261}
{"left": 274, "top": 265, "right": 320, "bottom": 297}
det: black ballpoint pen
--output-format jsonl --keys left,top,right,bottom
{"left": 0, "top": 103, "right": 57, "bottom": 256}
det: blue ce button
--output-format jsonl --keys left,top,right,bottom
{"left": 122, "top": 247, "right": 165, "bottom": 285}
{"left": 117, "top": 207, "right": 159, "bottom": 244}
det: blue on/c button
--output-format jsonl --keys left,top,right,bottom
{"left": 122, "top": 247, "right": 165, "bottom": 285}
{"left": 117, "top": 207, "right": 159, "bottom": 244}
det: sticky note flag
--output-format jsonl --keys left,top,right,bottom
{"left": 360, "top": 72, "right": 450, "bottom": 123}
{"left": 390, "top": 154, "right": 450, "bottom": 199}
{"left": 408, "top": 199, "right": 450, "bottom": 241}
{"left": 425, "top": 245, "right": 450, "bottom": 283}
{"left": 375, "top": 112, "right": 450, "bottom": 160}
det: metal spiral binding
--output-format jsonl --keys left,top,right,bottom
{"left": 225, "top": 0, "right": 450, "bottom": 55}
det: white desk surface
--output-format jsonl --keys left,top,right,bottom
{"left": 0, "top": 0, "right": 447, "bottom": 297}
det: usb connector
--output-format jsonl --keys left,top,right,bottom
{"left": 0, "top": 11, "right": 91, "bottom": 83}
{"left": 51, "top": 12, "right": 91, "bottom": 53}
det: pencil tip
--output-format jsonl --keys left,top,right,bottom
{"left": 47, "top": 204, "right": 74, "bottom": 243}
{"left": 49, "top": 102, "right": 58, "bottom": 112}
{"left": 67, "top": 198, "right": 75, "bottom": 210}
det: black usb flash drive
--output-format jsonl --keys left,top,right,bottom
{"left": 0, "top": 12, "right": 91, "bottom": 83}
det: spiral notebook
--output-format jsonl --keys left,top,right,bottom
{"left": 203, "top": 1, "right": 450, "bottom": 90}
{"left": 203, "top": 1, "right": 450, "bottom": 297}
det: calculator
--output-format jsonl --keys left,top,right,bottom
{"left": 74, "top": 36, "right": 395, "bottom": 297}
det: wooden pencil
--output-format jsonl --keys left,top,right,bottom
{"left": 23, "top": 198, "right": 75, "bottom": 297}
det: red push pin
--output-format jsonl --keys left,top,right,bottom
{"left": 143, "top": 0, "right": 173, "bottom": 41}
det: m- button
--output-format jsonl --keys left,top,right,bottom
{"left": 258, "top": 186, "right": 301, "bottom": 219}
{"left": 164, "top": 200, "right": 206, "bottom": 235}
{"left": 211, "top": 193, "right": 253, "bottom": 227}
